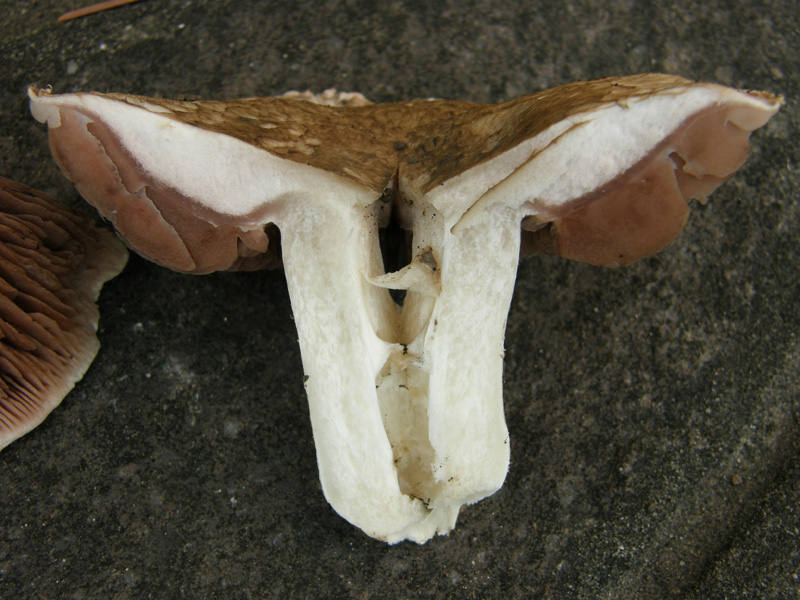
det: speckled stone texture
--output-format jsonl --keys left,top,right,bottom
{"left": 1, "top": 1, "right": 798, "bottom": 598}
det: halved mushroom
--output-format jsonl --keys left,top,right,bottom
{"left": 0, "top": 176, "right": 127, "bottom": 450}
{"left": 29, "top": 74, "right": 780, "bottom": 543}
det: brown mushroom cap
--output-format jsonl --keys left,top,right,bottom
{"left": 30, "top": 74, "right": 780, "bottom": 274}
{"left": 0, "top": 176, "right": 128, "bottom": 450}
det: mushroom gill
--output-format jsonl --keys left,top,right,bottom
{"left": 0, "top": 177, "right": 127, "bottom": 450}
{"left": 519, "top": 99, "right": 769, "bottom": 266}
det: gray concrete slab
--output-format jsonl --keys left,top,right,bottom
{"left": 1, "top": 1, "right": 797, "bottom": 598}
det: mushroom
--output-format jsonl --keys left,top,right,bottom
{"left": 0, "top": 176, "right": 127, "bottom": 450}
{"left": 28, "top": 74, "right": 780, "bottom": 543}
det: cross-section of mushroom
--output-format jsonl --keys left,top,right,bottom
{"left": 29, "top": 74, "right": 780, "bottom": 543}
{"left": 0, "top": 176, "right": 127, "bottom": 450}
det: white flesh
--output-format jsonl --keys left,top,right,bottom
{"left": 276, "top": 196, "right": 517, "bottom": 543}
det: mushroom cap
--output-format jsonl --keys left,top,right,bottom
{"left": 0, "top": 177, "right": 128, "bottom": 450}
{"left": 28, "top": 74, "right": 781, "bottom": 273}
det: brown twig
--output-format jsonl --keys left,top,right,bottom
{"left": 58, "top": 0, "right": 142, "bottom": 23}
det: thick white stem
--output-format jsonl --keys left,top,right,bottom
{"left": 423, "top": 207, "right": 518, "bottom": 507}
{"left": 278, "top": 200, "right": 433, "bottom": 542}
{"left": 278, "top": 195, "right": 520, "bottom": 543}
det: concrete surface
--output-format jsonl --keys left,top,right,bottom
{"left": 0, "top": 1, "right": 797, "bottom": 598}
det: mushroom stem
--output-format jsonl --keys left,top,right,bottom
{"left": 277, "top": 199, "right": 428, "bottom": 540}
{"left": 277, "top": 192, "right": 517, "bottom": 542}
{"left": 400, "top": 196, "right": 519, "bottom": 510}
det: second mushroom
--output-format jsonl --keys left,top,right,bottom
{"left": 29, "top": 75, "right": 780, "bottom": 543}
